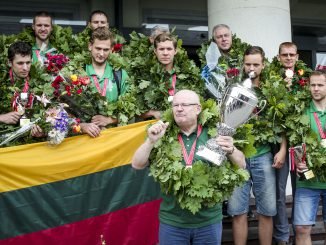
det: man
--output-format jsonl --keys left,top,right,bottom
{"left": 228, "top": 46, "right": 287, "bottom": 245}
{"left": 132, "top": 89, "right": 245, "bottom": 244}
{"left": 80, "top": 27, "right": 128, "bottom": 137}
{"left": 0, "top": 41, "right": 43, "bottom": 137}
{"left": 278, "top": 42, "right": 299, "bottom": 89}
{"left": 88, "top": 10, "right": 109, "bottom": 30}
{"left": 273, "top": 41, "right": 300, "bottom": 245}
{"left": 294, "top": 70, "right": 326, "bottom": 245}
{"left": 32, "top": 11, "right": 55, "bottom": 64}
{"left": 212, "top": 24, "right": 233, "bottom": 55}
{"left": 141, "top": 33, "right": 178, "bottom": 119}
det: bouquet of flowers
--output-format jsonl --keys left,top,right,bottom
{"left": 45, "top": 104, "right": 80, "bottom": 145}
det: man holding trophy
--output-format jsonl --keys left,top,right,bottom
{"left": 227, "top": 46, "right": 287, "bottom": 245}
{"left": 132, "top": 89, "right": 245, "bottom": 244}
{"left": 294, "top": 70, "right": 326, "bottom": 245}
{"left": 0, "top": 41, "right": 43, "bottom": 137}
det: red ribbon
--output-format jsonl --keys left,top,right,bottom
{"left": 313, "top": 112, "right": 326, "bottom": 139}
{"left": 92, "top": 75, "right": 108, "bottom": 97}
{"left": 168, "top": 74, "right": 177, "bottom": 96}
{"left": 289, "top": 147, "right": 295, "bottom": 171}
{"left": 178, "top": 124, "right": 203, "bottom": 168}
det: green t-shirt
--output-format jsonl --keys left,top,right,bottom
{"left": 85, "top": 63, "right": 128, "bottom": 102}
{"left": 159, "top": 127, "right": 223, "bottom": 228}
{"left": 297, "top": 101, "right": 326, "bottom": 189}
{"left": 253, "top": 144, "right": 271, "bottom": 157}
{"left": 32, "top": 43, "right": 56, "bottom": 64}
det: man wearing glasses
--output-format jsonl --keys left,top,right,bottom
{"left": 272, "top": 41, "right": 300, "bottom": 245}
{"left": 212, "top": 24, "right": 233, "bottom": 56}
{"left": 132, "top": 89, "right": 245, "bottom": 244}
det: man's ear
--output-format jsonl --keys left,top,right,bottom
{"left": 88, "top": 43, "right": 92, "bottom": 52}
{"left": 277, "top": 55, "right": 280, "bottom": 62}
{"left": 8, "top": 60, "right": 12, "bottom": 67}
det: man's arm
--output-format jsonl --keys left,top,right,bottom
{"left": 132, "top": 121, "right": 169, "bottom": 169}
{"left": 91, "top": 115, "right": 118, "bottom": 127}
{"left": 272, "top": 135, "right": 287, "bottom": 169}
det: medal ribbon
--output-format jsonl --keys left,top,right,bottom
{"left": 35, "top": 50, "right": 44, "bottom": 64}
{"left": 313, "top": 112, "right": 326, "bottom": 139}
{"left": 92, "top": 75, "right": 108, "bottom": 97}
{"left": 289, "top": 147, "right": 295, "bottom": 171}
{"left": 178, "top": 124, "right": 203, "bottom": 167}
{"left": 168, "top": 74, "right": 177, "bottom": 96}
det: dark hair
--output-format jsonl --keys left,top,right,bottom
{"left": 89, "top": 27, "right": 114, "bottom": 46}
{"left": 8, "top": 41, "right": 32, "bottom": 62}
{"left": 33, "top": 11, "right": 53, "bottom": 25}
{"left": 278, "top": 42, "right": 297, "bottom": 54}
{"left": 89, "top": 10, "right": 108, "bottom": 23}
{"left": 154, "top": 33, "right": 177, "bottom": 49}
{"left": 244, "top": 46, "right": 265, "bottom": 61}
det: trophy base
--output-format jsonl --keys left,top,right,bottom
{"left": 299, "top": 169, "right": 315, "bottom": 180}
{"left": 20, "top": 118, "right": 31, "bottom": 127}
{"left": 196, "top": 146, "right": 225, "bottom": 166}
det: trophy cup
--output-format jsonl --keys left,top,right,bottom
{"left": 17, "top": 92, "right": 31, "bottom": 127}
{"left": 197, "top": 42, "right": 265, "bottom": 165}
{"left": 289, "top": 144, "right": 315, "bottom": 180}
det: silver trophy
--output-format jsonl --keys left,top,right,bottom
{"left": 198, "top": 43, "right": 266, "bottom": 165}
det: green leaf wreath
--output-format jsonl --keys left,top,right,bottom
{"left": 124, "top": 32, "right": 205, "bottom": 115}
{"left": 149, "top": 99, "right": 250, "bottom": 214}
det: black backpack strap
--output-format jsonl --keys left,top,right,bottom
{"left": 113, "top": 69, "right": 122, "bottom": 96}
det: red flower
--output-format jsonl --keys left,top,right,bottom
{"left": 113, "top": 43, "right": 123, "bottom": 53}
{"left": 76, "top": 88, "right": 83, "bottom": 94}
{"left": 226, "top": 68, "right": 240, "bottom": 78}
{"left": 298, "top": 78, "right": 307, "bottom": 87}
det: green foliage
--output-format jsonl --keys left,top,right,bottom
{"left": 149, "top": 99, "right": 250, "bottom": 214}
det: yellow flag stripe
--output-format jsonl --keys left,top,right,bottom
{"left": 0, "top": 120, "right": 155, "bottom": 193}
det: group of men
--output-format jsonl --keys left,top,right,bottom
{"left": 133, "top": 24, "right": 325, "bottom": 245}
{"left": 0, "top": 10, "right": 325, "bottom": 245}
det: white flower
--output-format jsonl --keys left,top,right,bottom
{"left": 48, "top": 129, "right": 57, "bottom": 138}
{"left": 285, "top": 69, "right": 294, "bottom": 79}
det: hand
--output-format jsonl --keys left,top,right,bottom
{"left": 215, "top": 135, "right": 234, "bottom": 154}
{"left": 91, "top": 115, "right": 116, "bottom": 127}
{"left": 272, "top": 149, "right": 286, "bottom": 169}
{"left": 296, "top": 161, "right": 308, "bottom": 176}
{"left": 147, "top": 121, "right": 169, "bottom": 144}
{"left": 0, "top": 112, "right": 21, "bottom": 124}
{"left": 80, "top": 123, "right": 101, "bottom": 138}
{"left": 31, "top": 125, "right": 45, "bottom": 138}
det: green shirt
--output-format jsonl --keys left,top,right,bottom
{"left": 85, "top": 63, "right": 128, "bottom": 102}
{"left": 159, "top": 127, "right": 223, "bottom": 228}
{"left": 253, "top": 144, "right": 271, "bottom": 157}
{"left": 32, "top": 43, "right": 56, "bottom": 64}
{"left": 297, "top": 101, "right": 326, "bottom": 189}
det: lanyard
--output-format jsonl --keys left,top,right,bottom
{"left": 313, "top": 112, "right": 326, "bottom": 139}
{"left": 35, "top": 50, "right": 43, "bottom": 64}
{"left": 168, "top": 74, "right": 177, "bottom": 96}
{"left": 92, "top": 75, "right": 108, "bottom": 97}
{"left": 178, "top": 124, "right": 203, "bottom": 168}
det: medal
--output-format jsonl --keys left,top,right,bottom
{"left": 321, "top": 139, "right": 326, "bottom": 148}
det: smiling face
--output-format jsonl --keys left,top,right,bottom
{"left": 310, "top": 74, "right": 326, "bottom": 103}
{"left": 278, "top": 46, "right": 298, "bottom": 70}
{"left": 172, "top": 90, "right": 201, "bottom": 128}
{"left": 89, "top": 38, "right": 112, "bottom": 65}
{"left": 9, "top": 54, "right": 32, "bottom": 79}
{"left": 32, "top": 16, "right": 52, "bottom": 43}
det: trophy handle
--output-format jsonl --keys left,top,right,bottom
{"left": 243, "top": 99, "right": 267, "bottom": 124}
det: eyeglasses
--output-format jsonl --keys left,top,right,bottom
{"left": 280, "top": 53, "right": 297, "bottom": 58}
{"left": 172, "top": 103, "right": 198, "bottom": 108}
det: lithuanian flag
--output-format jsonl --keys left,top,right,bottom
{"left": 0, "top": 121, "right": 161, "bottom": 245}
